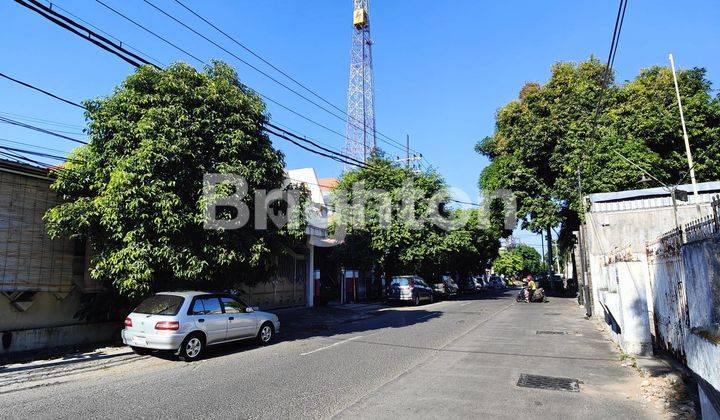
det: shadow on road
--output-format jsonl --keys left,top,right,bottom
{"left": 1, "top": 288, "right": 520, "bottom": 367}
{"left": 200, "top": 288, "right": 518, "bottom": 360}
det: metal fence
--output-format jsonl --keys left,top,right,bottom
{"left": 685, "top": 195, "right": 720, "bottom": 242}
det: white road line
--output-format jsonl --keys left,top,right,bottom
{"left": 417, "top": 313, "right": 435, "bottom": 320}
{"left": 300, "top": 335, "right": 364, "bottom": 356}
{"left": 459, "top": 301, "right": 475, "bottom": 306}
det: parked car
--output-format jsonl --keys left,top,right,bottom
{"left": 386, "top": 275, "right": 434, "bottom": 305}
{"left": 487, "top": 275, "right": 505, "bottom": 289}
{"left": 460, "top": 276, "right": 484, "bottom": 294}
{"left": 441, "top": 275, "right": 459, "bottom": 298}
{"left": 427, "top": 278, "right": 448, "bottom": 300}
{"left": 122, "top": 291, "right": 280, "bottom": 361}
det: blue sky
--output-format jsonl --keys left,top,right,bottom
{"left": 1, "top": 0, "right": 719, "bottom": 251}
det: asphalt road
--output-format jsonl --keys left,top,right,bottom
{"left": 0, "top": 289, "right": 661, "bottom": 419}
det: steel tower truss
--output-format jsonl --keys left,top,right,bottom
{"left": 344, "top": 0, "right": 376, "bottom": 163}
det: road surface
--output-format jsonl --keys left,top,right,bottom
{"left": 0, "top": 289, "right": 660, "bottom": 419}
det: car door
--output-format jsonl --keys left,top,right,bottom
{"left": 415, "top": 278, "right": 431, "bottom": 300}
{"left": 220, "top": 296, "right": 258, "bottom": 340}
{"left": 192, "top": 296, "right": 228, "bottom": 344}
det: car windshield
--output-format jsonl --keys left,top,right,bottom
{"left": 133, "top": 295, "right": 184, "bottom": 316}
{"left": 390, "top": 277, "right": 411, "bottom": 286}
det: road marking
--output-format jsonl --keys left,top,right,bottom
{"left": 417, "top": 313, "right": 435, "bottom": 320}
{"left": 459, "top": 301, "right": 474, "bottom": 306}
{"left": 300, "top": 335, "right": 364, "bottom": 356}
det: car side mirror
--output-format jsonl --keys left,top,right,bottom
{"left": 245, "top": 307, "right": 254, "bottom": 313}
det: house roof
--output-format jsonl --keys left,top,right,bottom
{"left": 588, "top": 181, "right": 720, "bottom": 203}
{"left": 317, "top": 177, "right": 338, "bottom": 192}
{"left": 0, "top": 157, "right": 51, "bottom": 180}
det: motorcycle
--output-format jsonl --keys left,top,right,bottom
{"left": 516, "top": 287, "right": 547, "bottom": 303}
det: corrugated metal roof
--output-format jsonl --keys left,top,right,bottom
{"left": 588, "top": 181, "right": 720, "bottom": 203}
{"left": 0, "top": 157, "right": 50, "bottom": 180}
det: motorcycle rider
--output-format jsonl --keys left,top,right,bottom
{"left": 524, "top": 274, "right": 537, "bottom": 303}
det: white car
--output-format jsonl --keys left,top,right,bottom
{"left": 121, "top": 291, "right": 280, "bottom": 361}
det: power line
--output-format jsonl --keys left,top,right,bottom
{"left": 46, "top": 0, "right": 165, "bottom": 67}
{"left": 0, "top": 144, "right": 83, "bottom": 163}
{"left": 88, "top": 0, "right": 371, "bottom": 154}
{"left": 0, "top": 136, "right": 75, "bottom": 154}
{"left": 101, "top": 0, "right": 408, "bottom": 156}
{"left": 0, "top": 71, "right": 85, "bottom": 109}
{"left": 0, "top": 111, "right": 84, "bottom": 130}
{"left": 265, "top": 122, "right": 368, "bottom": 168}
{"left": 0, "top": 115, "right": 88, "bottom": 145}
{"left": 93, "top": 0, "right": 198, "bottom": 67}
{"left": 7, "top": 1, "right": 374, "bottom": 169}
{"left": 265, "top": 126, "right": 365, "bottom": 169}
{"left": 6, "top": 2, "right": 402, "bottom": 172}
{"left": 168, "top": 0, "right": 420, "bottom": 156}
{"left": 0, "top": 149, "right": 47, "bottom": 167}
{"left": 14, "top": 0, "right": 150, "bottom": 69}
{"left": 0, "top": 71, "right": 372, "bottom": 168}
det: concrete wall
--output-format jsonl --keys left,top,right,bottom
{"left": 584, "top": 203, "right": 710, "bottom": 324}
{"left": 645, "top": 231, "right": 720, "bottom": 420}
{"left": 595, "top": 257, "right": 652, "bottom": 355}
{"left": 680, "top": 236, "right": 720, "bottom": 419}
{"left": 0, "top": 289, "right": 86, "bottom": 331}
{"left": 0, "top": 321, "right": 120, "bottom": 357}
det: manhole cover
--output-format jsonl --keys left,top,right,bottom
{"left": 536, "top": 330, "right": 566, "bottom": 335}
{"left": 517, "top": 374, "right": 580, "bottom": 392}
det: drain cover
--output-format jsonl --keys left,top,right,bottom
{"left": 517, "top": 374, "right": 580, "bottom": 392}
{"left": 544, "top": 313, "right": 562, "bottom": 316}
{"left": 536, "top": 330, "right": 566, "bottom": 335}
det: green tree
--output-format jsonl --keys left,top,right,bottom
{"left": 45, "top": 62, "right": 305, "bottom": 300}
{"left": 477, "top": 57, "right": 720, "bottom": 252}
{"left": 434, "top": 208, "right": 502, "bottom": 280}
{"left": 330, "top": 156, "right": 501, "bottom": 281}
{"left": 492, "top": 244, "right": 543, "bottom": 278}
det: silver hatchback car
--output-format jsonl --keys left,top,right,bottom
{"left": 122, "top": 291, "right": 280, "bottom": 361}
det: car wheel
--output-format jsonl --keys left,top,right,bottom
{"left": 130, "top": 346, "right": 152, "bottom": 356}
{"left": 178, "top": 333, "right": 205, "bottom": 362}
{"left": 257, "top": 322, "right": 274, "bottom": 345}
{"left": 413, "top": 294, "right": 420, "bottom": 306}
{"left": 429, "top": 294, "right": 435, "bottom": 304}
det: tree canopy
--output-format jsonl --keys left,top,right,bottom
{"left": 477, "top": 57, "right": 720, "bottom": 252}
{"left": 45, "top": 62, "right": 304, "bottom": 299}
{"left": 331, "top": 155, "right": 501, "bottom": 281}
{"left": 491, "top": 244, "right": 544, "bottom": 278}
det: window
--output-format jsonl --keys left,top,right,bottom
{"left": 134, "top": 295, "right": 184, "bottom": 316}
{"left": 221, "top": 297, "right": 243, "bottom": 314}
{"left": 189, "top": 299, "right": 205, "bottom": 315}
{"left": 390, "top": 277, "right": 411, "bottom": 286}
{"left": 200, "top": 297, "right": 223, "bottom": 315}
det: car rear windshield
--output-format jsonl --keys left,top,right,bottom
{"left": 133, "top": 295, "right": 185, "bottom": 316}
{"left": 390, "top": 278, "right": 411, "bottom": 286}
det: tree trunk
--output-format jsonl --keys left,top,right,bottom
{"left": 545, "top": 225, "right": 554, "bottom": 276}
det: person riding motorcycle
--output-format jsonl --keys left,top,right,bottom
{"left": 524, "top": 275, "right": 537, "bottom": 303}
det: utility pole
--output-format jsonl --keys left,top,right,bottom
{"left": 669, "top": 53, "right": 700, "bottom": 208}
{"left": 406, "top": 134, "right": 410, "bottom": 169}
{"left": 395, "top": 136, "right": 421, "bottom": 171}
